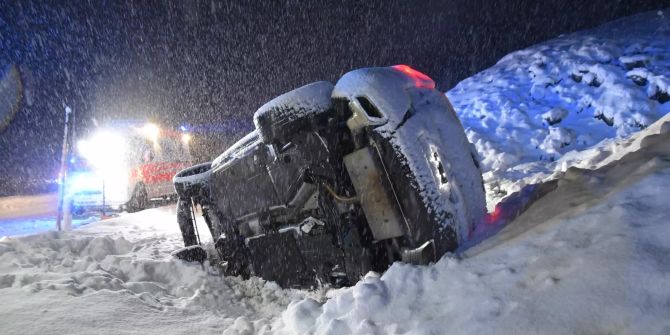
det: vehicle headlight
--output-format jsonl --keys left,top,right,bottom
{"left": 140, "top": 123, "right": 160, "bottom": 144}
{"left": 77, "top": 130, "right": 129, "bottom": 200}
{"left": 78, "top": 131, "right": 127, "bottom": 171}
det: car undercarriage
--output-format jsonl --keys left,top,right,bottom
{"left": 173, "top": 65, "right": 486, "bottom": 288}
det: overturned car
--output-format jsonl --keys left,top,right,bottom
{"left": 173, "top": 65, "right": 486, "bottom": 287}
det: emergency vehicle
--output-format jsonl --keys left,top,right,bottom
{"left": 69, "top": 122, "right": 192, "bottom": 213}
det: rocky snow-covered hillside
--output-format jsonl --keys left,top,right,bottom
{"left": 448, "top": 10, "right": 670, "bottom": 205}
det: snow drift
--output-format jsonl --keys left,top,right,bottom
{"left": 447, "top": 10, "right": 670, "bottom": 204}
{"left": 0, "top": 208, "right": 317, "bottom": 334}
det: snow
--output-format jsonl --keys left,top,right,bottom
{"left": 3, "top": 116, "right": 669, "bottom": 334}
{"left": 0, "top": 206, "right": 323, "bottom": 335}
{"left": 0, "top": 216, "right": 98, "bottom": 237}
{"left": 447, "top": 9, "right": 670, "bottom": 206}
{"left": 2, "top": 10, "right": 670, "bottom": 335}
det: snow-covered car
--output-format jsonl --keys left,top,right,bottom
{"left": 173, "top": 65, "right": 486, "bottom": 287}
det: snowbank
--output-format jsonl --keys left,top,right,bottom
{"left": 0, "top": 207, "right": 318, "bottom": 335}
{"left": 447, "top": 10, "right": 670, "bottom": 205}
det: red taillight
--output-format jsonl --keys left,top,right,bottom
{"left": 485, "top": 205, "right": 502, "bottom": 225}
{"left": 391, "top": 64, "right": 436, "bottom": 89}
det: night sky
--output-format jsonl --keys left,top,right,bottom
{"left": 1, "top": 0, "right": 668, "bottom": 195}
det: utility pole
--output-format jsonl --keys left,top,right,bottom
{"left": 56, "top": 106, "right": 74, "bottom": 231}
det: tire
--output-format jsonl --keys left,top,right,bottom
{"left": 331, "top": 67, "right": 485, "bottom": 263}
{"left": 126, "top": 183, "right": 148, "bottom": 213}
{"left": 173, "top": 163, "right": 213, "bottom": 246}
{"left": 173, "top": 162, "right": 212, "bottom": 199}
{"left": 253, "top": 81, "right": 334, "bottom": 144}
{"left": 368, "top": 89, "right": 486, "bottom": 261}
{"left": 177, "top": 197, "right": 198, "bottom": 246}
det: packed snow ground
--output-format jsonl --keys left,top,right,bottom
{"left": 0, "top": 207, "right": 323, "bottom": 335}
{"left": 1, "top": 10, "right": 670, "bottom": 335}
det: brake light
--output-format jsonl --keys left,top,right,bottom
{"left": 485, "top": 205, "right": 502, "bottom": 225}
{"left": 391, "top": 64, "right": 436, "bottom": 89}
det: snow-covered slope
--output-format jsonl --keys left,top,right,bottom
{"left": 447, "top": 10, "right": 670, "bottom": 205}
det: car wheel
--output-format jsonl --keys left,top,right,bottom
{"left": 253, "top": 81, "right": 334, "bottom": 145}
{"left": 367, "top": 91, "right": 486, "bottom": 263}
{"left": 173, "top": 162, "right": 212, "bottom": 199}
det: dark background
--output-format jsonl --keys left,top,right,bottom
{"left": 1, "top": 0, "right": 669, "bottom": 196}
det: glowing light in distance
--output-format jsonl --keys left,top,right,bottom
{"left": 77, "top": 130, "right": 126, "bottom": 170}
{"left": 76, "top": 130, "right": 129, "bottom": 202}
{"left": 181, "top": 133, "right": 192, "bottom": 144}
{"left": 140, "top": 123, "right": 160, "bottom": 143}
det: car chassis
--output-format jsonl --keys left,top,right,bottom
{"left": 173, "top": 66, "right": 486, "bottom": 288}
